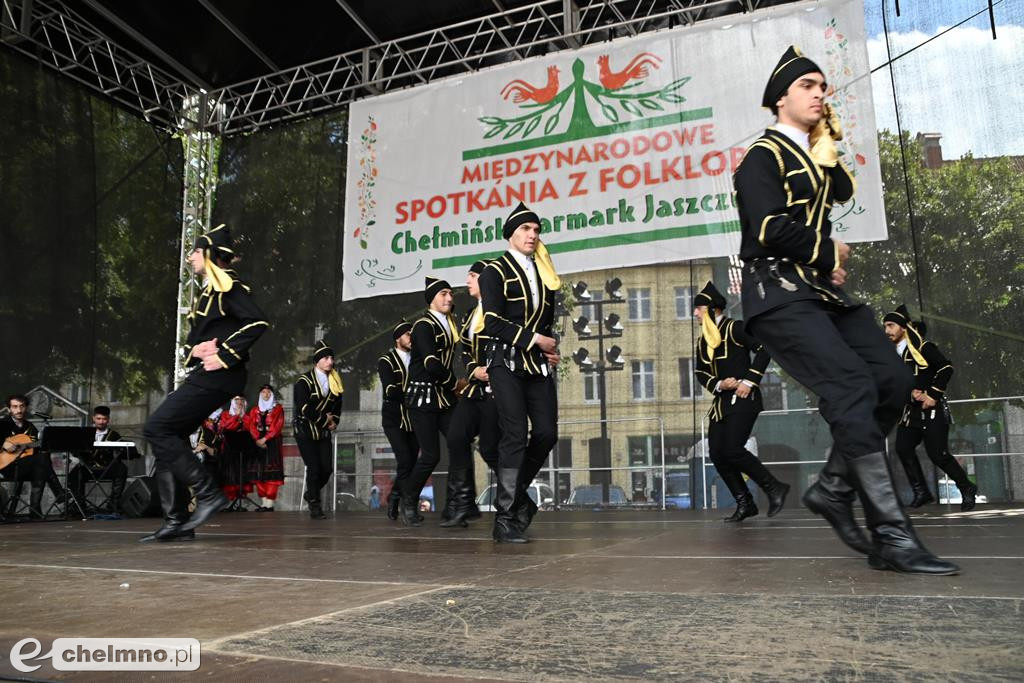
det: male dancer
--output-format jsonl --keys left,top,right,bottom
{"left": 441, "top": 260, "right": 501, "bottom": 528}
{"left": 883, "top": 305, "right": 977, "bottom": 510}
{"left": 378, "top": 321, "right": 419, "bottom": 520}
{"left": 141, "top": 224, "right": 268, "bottom": 542}
{"left": 733, "top": 46, "right": 956, "bottom": 573}
{"left": 401, "top": 277, "right": 461, "bottom": 526}
{"left": 479, "top": 202, "right": 560, "bottom": 543}
{"left": 293, "top": 340, "right": 344, "bottom": 519}
{"left": 693, "top": 281, "right": 788, "bottom": 521}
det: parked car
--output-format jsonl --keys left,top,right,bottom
{"left": 564, "top": 484, "right": 630, "bottom": 508}
{"left": 476, "top": 481, "right": 554, "bottom": 512}
{"left": 937, "top": 478, "right": 987, "bottom": 506}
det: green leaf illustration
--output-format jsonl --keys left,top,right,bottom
{"left": 600, "top": 103, "right": 619, "bottom": 123}
{"left": 505, "top": 120, "right": 526, "bottom": 138}
{"left": 484, "top": 124, "right": 506, "bottom": 139}
{"left": 621, "top": 100, "right": 643, "bottom": 116}
{"left": 639, "top": 99, "right": 663, "bottom": 111}
{"left": 523, "top": 116, "right": 542, "bottom": 137}
{"left": 544, "top": 113, "right": 560, "bottom": 134}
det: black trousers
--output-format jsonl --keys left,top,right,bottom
{"left": 295, "top": 435, "right": 333, "bottom": 503}
{"left": 489, "top": 367, "right": 557, "bottom": 521}
{"left": 383, "top": 425, "right": 419, "bottom": 495}
{"left": 748, "top": 301, "right": 911, "bottom": 459}
{"left": 895, "top": 421, "right": 971, "bottom": 488}
{"left": 143, "top": 378, "right": 235, "bottom": 521}
{"left": 447, "top": 395, "right": 500, "bottom": 474}
{"left": 707, "top": 411, "right": 773, "bottom": 492}
{"left": 405, "top": 408, "right": 454, "bottom": 503}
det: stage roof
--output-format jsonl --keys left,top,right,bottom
{"left": 2, "top": 0, "right": 803, "bottom": 134}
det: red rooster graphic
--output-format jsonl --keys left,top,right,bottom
{"left": 597, "top": 52, "right": 662, "bottom": 90}
{"left": 500, "top": 65, "right": 560, "bottom": 104}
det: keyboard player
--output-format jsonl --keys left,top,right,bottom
{"left": 67, "top": 406, "right": 138, "bottom": 514}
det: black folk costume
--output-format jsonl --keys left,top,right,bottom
{"left": 734, "top": 46, "right": 956, "bottom": 574}
{"left": 441, "top": 261, "right": 502, "bottom": 529}
{"left": 293, "top": 340, "right": 344, "bottom": 519}
{"left": 480, "top": 203, "right": 560, "bottom": 543}
{"left": 693, "top": 282, "right": 788, "bottom": 522}
{"left": 885, "top": 306, "right": 977, "bottom": 511}
{"left": 141, "top": 225, "right": 268, "bottom": 542}
{"left": 400, "top": 277, "right": 460, "bottom": 527}
{"left": 378, "top": 322, "right": 420, "bottom": 521}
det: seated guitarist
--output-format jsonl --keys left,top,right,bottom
{"left": 67, "top": 405, "right": 135, "bottom": 515}
{"left": 1, "top": 394, "right": 66, "bottom": 518}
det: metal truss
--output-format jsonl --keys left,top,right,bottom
{"left": 0, "top": 0, "right": 198, "bottom": 130}
{"left": 208, "top": 0, "right": 774, "bottom": 135}
{"left": 1, "top": 0, "right": 783, "bottom": 135}
{"left": 174, "top": 95, "right": 223, "bottom": 387}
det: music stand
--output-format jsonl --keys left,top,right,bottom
{"left": 40, "top": 427, "right": 95, "bottom": 520}
{"left": 222, "top": 430, "right": 260, "bottom": 511}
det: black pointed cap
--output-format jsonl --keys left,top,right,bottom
{"left": 762, "top": 45, "right": 823, "bottom": 109}
{"left": 694, "top": 280, "right": 727, "bottom": 310}
{"left": 503, "top": 202, "right": 540, "bottom": 239}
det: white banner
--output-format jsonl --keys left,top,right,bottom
{"left": 343, "top": 0, "right": 883, "bottom": 300}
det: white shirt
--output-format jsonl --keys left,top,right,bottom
{"left": 314, "top": 368, "right": 330, "bottom": 395}
{"left": 896, "top": 339, "right": 908, "bottom": 357}
{"left": 397, "top": 348, "right": 411, "bottom": 370}
{"left": 95, "top": 428, "right": 109, "bottom": 441}
{"left": 429, "top": 309, "right": 452, "bottom": 339}
{"left": 510, "top": 247, "right": 540, "bottom": 310}
{"left": 774, "top": 123, "right": 811, "bottom": 151}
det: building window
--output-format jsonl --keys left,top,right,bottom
{"left": 675, "top": 286, "right": 694, "bottom": 319}
{"left": 631, "top": 360, "right": 655, "bottom": 400}
{"left": 678, "top": 358, "right": 694, "bottom": 399}
{"left": 627, "top": 288, "right": 651, "bottom": 321}
{"left": 583, "top": 373, "right": 601, "bottom": 403}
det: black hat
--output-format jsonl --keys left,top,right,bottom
{"left": 503, "top": 202, "right": 540, "bottom": 239}
{"left": 424, "top": 276, "right": 451, "bottom": 304}
{"left": 883, "top": 304, "right": 912, "bottom": 328}
{"left": 259, "top": 383, "right": 274, "bottom": 392}
{"left": 313, "top": 339, "right": 334, "bottom": 362}
{"left": 762, "top": 45, "right": 823, "bottom": 109}
{"left": 469, "top": 260, "right": 489, "bottom": 275}
{"left": 93, "top": 405, "right": 111, "bottom": 417}
{"left": 196, "top": 224, "right": 236, "bottom": 262}
{"left": 694, "top": 281, "right": 727, "bottom": 310}
{"left": 392, "top": 321, "right": 412, "bottom": 340}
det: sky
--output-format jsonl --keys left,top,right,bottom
{"left": 862, "top": 0, "right": 1024, "bottom": 158}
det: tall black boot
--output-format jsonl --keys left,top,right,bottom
{"left": 935, "top": 453, "right": 977, "bottom": 512}
{"left": 399, "top": 492, "right": 422, "bottom": 527}
{"left": 897, "top": 450, "right": 934, "bottom": 508}
{"left": 493, "top": 467, "right": 527, "bottom": 543}
{"left": 386, "top": 488, "right": 401, "bottom": 521}
{"left": 304, "top": 490, "right": 326, "bottom": 519}
{"left": 737, "top": 452, "right": 790, "bottom": 517}
{"left": 718, "top": 469, "right": 757, "bottom": 522}
{"left": 140, "top": 466, "right": 194, "bottom": 542}
{"left": 847, "top": 451, "right": 960, "bottom": 575}
{"left": 440, "top": 466, "right": 478, "bottom": 529}
{"left": 171, "top": 454, "right": 228, "bottom": 532}
{"left": 803, "top": 450, "right": 872, "bottom": 555}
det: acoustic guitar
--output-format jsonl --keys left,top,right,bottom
{"left": 0, "top": 433, "right": 41, "bottom": 470}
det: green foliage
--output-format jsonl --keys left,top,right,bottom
{"left": 853, "top": 131, "right": 1024, "bottom": 399}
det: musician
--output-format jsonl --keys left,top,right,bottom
{"left": 1, "top": 394, "right": 65, "bottom": 518}
{"left": 66, "top": 405, "right": 134, "bottom": 514}
{"left": 245, "top": 384, "right": 285, "bottom": 511}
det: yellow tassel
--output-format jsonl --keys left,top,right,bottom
{"left": 204, "top": 253, "right": 234, "bottom": 293}
{"left": 701, "top": 313, "right": 722, "bottom": 350}
{"left": 470, "top": 302, "right": 485, "bottom": 335}
{"left": 448, "top": 313, "right": 461, "bottom": 343}
{"left": 905, "top": 323, "right": 929, "bottom": 368}
{"left": 328, "top": 369, "right": 344, "bottom": 396}
{"left": 534, "top": 240, "right": 562, "bottom": 290}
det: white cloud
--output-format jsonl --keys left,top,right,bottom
{"left": 866, "top": 24, "right": 1024, "bottom": 159}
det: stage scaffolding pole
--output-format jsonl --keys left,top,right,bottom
{"left": 173, "top": 94, "right": 224, "bottom": 387}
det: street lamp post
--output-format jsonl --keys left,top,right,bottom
{"left": 571, "top": 277, "right": 625, "bottom": 503}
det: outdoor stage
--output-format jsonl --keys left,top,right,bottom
{"left": 2, "top": 505, "right": 1023, "bottom": 681}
